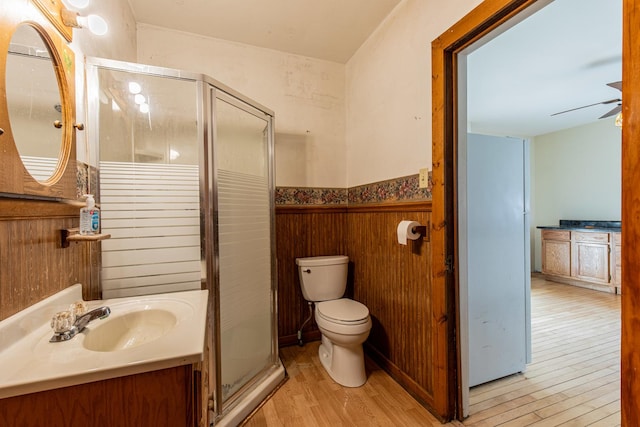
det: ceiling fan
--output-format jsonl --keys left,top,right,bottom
{"left": 551, "top": 81, "right": 622, "bottom": 119}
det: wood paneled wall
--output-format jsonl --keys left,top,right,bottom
{"left": 275, "top": 206, "right": 347, "bottom": 346}
{"left": 0, "top": 199, "right": 93, "bottom": 321}
{"left": 275, "top": 202, "right": 434, "bottom": 405}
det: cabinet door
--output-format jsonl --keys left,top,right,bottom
{"left": 572, "top": 241, "right": 610, "bottom": 284}
{"left": 542, "top": 239, "right": 571, "bottom": 276}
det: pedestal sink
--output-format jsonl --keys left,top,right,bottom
{"left": 82, "top": 309, "right": 177, "bottom": 352}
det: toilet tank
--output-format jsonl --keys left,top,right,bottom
{"left": 296, "top": 255, "right": 349, "bottom": 302}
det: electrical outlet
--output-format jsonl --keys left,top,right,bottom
{"left": 419, "top": 168, "right": 429, "bottom": 188}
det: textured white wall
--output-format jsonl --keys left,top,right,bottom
{"left": 136, "top": 24, "right": 346, "bottom": 188}
{"left": 531, "top": 118, "right": 621, "bottom": 271}
{"left": 345, "top": 0, "right": 483, "bottom": 187}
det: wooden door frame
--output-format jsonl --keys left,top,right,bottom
{"left": 431, "top": 0, "right": 638, "bottom": 421}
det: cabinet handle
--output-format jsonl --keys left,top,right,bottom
{"left": 53, "top": 120, "right": 63, "bottom": 129}
{"left": 0, "top": 128, "right": 4, "bottom": 135}
{"left": 74, "top": 123, "right": 85, "bottom": 131}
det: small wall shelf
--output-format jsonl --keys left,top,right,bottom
{"left": 61, "top": 228, "right": 111, "bottom": 248}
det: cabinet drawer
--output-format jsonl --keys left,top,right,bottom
{"left": 572, "top": 231, "right": 609, "bottom": 243}
{"left": 542, "top": 229, "right": 570, "bottom": 241}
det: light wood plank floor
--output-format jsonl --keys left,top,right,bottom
{"left": 464, "top": 277, "right": 621, "bottom": 427}
{"left": 244, "top": 277, "right": 620, "bottom": 426}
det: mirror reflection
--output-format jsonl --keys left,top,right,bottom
{"left": 6, "top": 24, "right": 63, "bottom": 183}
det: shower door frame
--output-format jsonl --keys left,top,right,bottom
{"left": 208, "top": 86, "right": 280, "bottom": 421}
{"left": 85, "top": 57, "right": 280, "bottom": 425}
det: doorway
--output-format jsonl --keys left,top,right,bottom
{"left": 456, "top": 0, "right": 621, "bottom": 417}
{"left": 429, "top": 0, "right": 637, "bottom": 422}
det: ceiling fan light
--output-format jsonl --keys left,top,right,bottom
{"left": 615, "top": 112, "right": 623, "bottom": 128}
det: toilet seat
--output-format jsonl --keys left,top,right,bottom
{"left": 316, "top": 298, "right": 369, "bottom": 325}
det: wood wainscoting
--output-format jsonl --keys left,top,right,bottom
{"left": 0, "top": 199, "right": 93, "bottom": 321}
{"left": 347, "top": 202, "right": 434, "bottom": 409}
{"left": 275, "top": 201, "right": 435, "bottom": 410}
{"left": 275, "top": 205, "right": 348, "bottom": 346}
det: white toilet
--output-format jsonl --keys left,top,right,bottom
{"left": 296, "top": 255, "right": 372, "bottom": 387}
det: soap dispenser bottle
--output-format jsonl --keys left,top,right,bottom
{"left": 79, "top": 194, "right": 100, "bottom": 235}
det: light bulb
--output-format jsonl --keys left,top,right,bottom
{"left": 76, "top": 14, "right": 108, "bottom": 36}
{"left": 140, "top": 103, "right": 150, "bottom": 114}
{"left": 64, "top": 0, "right": 90, "bottom": 8}
{"left": 134, "top": 94, "right": 146, "bottom": 105}
{"left": 169, "top": 149, "right": 180, "bottom": 160}
{"left": 128, "top": 82, "right": 141, "bottom": 94}
{"left": 615, "top": 112, "right": 623, "bottom": 128}
{"left": 88, "top": 15, "right": 108, "bottom": 35}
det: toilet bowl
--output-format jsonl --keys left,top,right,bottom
{"left": 296, "top": 256, "right": 372, "bottom": 387}
{"left": 315, "top": 298, "right": 372, "bottom": 387}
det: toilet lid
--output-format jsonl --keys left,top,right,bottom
{"left": 316, "top": 299, "right": 369, "bottom": 323}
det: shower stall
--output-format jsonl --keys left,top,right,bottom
{"left": 85, "top": 58, "right": 284, "bottom": 426}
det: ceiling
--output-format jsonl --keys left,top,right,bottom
{"left": 126, "top": 0, "right": 402, "bottom": 64}
{"left": 467, "top": 0, "right": 622, "bottom": 137}
{"left": 127, "top": 0, "right": 622, "bottom": 137}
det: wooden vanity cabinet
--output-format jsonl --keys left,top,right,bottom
{"left": 541, "top": 230, "right": 571, "bottom": 277}
{"left": 0, "top": 364, "right": 203, "bottom": 427}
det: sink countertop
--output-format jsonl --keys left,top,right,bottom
{"left": 537, "top": 220, "right": 621, "bottom": 233}
{"left": 0, "top": 284, "right": 208, "bottom": 399}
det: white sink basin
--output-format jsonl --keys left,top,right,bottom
{"left": 0, "top": 284, "right": 208, "bottom": 399}
{"left": 83, "top": 309, "right": 177, "bottom": 352}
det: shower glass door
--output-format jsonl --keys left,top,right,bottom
{"left": 212, "top": 91, "right": 277, "bottom": 407}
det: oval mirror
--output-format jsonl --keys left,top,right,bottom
{"left": 6, "top": 24, "right": 65, "bottom": 184}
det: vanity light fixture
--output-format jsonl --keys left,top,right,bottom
{"left": 61, "top": 9, "right": 108, "bottom": 36}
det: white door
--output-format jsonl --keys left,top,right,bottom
{"left": 463, "top": 133, "right": 531, "bottom": 388}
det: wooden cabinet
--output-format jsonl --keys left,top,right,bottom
{"left": 541, "top": 228, "right": 620, "bottom": 292}
{"left": 0, "top": 365, "right": 203, "bottom": 427}
{"left": 571, "top": 232, "right": 610, "bottom": 284}
{"left": 541, "top": 230, "right": 571, "bottom": 277}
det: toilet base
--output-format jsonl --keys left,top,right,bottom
{"left": 318, "top": 335, "right": 367, "bottom": 387}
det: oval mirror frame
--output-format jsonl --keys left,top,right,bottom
{"left": 0, "top": 2, "right": 77, "bottom": 200}
{"left": 7, "top": 23, "right": 70, "bottom": 185}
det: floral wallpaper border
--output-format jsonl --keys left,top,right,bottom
{"left": 275, "top": 172, "right": 433, "bottom": 206}
{"left": 76, "top": 162, "right": 98, "bottom": 200}
{"left": 275, "top": 186, "right": 348, "bottom": 205}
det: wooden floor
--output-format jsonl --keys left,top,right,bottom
{"left": 244, "top": 277, "right": 620, "bottom": 426}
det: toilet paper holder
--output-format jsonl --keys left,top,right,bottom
{"left": 412, "top": 225, "right": 427, "bottom": 238}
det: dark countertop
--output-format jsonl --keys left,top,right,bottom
{"left": 537, "top": 220, "right": 621, "bottom": 233}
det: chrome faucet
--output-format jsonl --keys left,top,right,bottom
{"left": 50, "top": 306, "right": 111, "bottom": 343}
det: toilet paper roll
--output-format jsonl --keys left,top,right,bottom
{"left": 397, "top": 220, "right": 421, "bottom": 245}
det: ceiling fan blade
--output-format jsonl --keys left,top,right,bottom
{"left": 599, "top": 104, "right": 622, "bottom": 119}
{"left": 607, "top": 81, "right": 623, "bottom": 91}
{"left": 551, "top": 98, "right": 621, "bottom": 116}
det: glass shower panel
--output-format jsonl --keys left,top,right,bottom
{"left": 215, "top": 95, "right": 274, "bottom": 402}
{"left": 95, "top": 68, "right": 203, "bottom": 298}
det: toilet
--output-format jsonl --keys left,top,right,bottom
{"left": 296, "top": 255, "right": 372, "bottom": 387}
